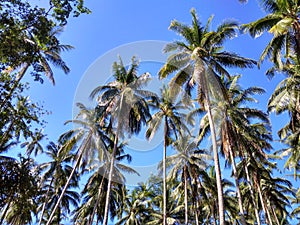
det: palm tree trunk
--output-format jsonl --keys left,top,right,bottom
{"left": 229, "top": 150, "right": 247, "bottom": 225}
{"left": 200, "top": 70, "right": 225, "bottom": 225}
{"left": 195, "top": 200, "right": 199, "bottom": 225}
{"left": 38, "top": 177, "right": 54, "bottom": 225}
{"left": 0, "top": 200, "right": 11, "bottom": 225}
{"left": 244, "top": 162, "right": 261, "bottom": 225}
{"left": 271, "top": 205, "right": 280, "bottom": 225}
{"left": 0, "top": 63, "right": 29, "bottom": 111}
{"left": 257, "top": 179, "right": 273, "bottom": 225}
{"left": 88, "top": 170, "right": 106, "bottom": 225}
{"left": 46, "top": 131, "right": 92, "bottom": 225}
{"left": 0, "top": 119, "right": 15, "bottom": 150}
{"left": 102, "top": 133, "right": 119, "bottom": 225}
{"left": 184, "top": 165, "right": 188, "bottom": 225}
{"left": 163, "top": 117, "right": 167, "bottom": 225}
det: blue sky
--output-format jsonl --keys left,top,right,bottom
{"left": 20, "top": 0, "right": 299, "bottom": 224}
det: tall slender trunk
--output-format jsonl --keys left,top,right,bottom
{"left": 200, "top": 69, "right": 225, "bottom": 225}
{"left": 257, "top": 182, "right": 273, "bottom": 225}
{"left": 229, "top": 150, "right": 246, "bottom": 225}
{"left": 195, "top": 199, "right": 199, "bottom": 225}
{"left": 163, "top": 117, "right": 167, "bottom": 225}
{"left": 0, "top": 200, "right": 11, "bottom": 225}
{"left": 244, "top": 161, "right": 261, "bottom": 225}
{"left": 271, "top": 205, "right": 280, "bottom": 225}
{"left": 38, "top": 177, "right": 54, "bottom": 225}
{"left": 88, "top": 169, "right": 106, "bottom": 225}
{"left": 0, "top": 63, "right": 29, "bottom": 111}
{"left": 184, "top": 165, "right": 188, "bottom": 225}
{"left": 46, "top": 131, "right": 92, "bottom": 225}
{"left": 0, "top": 119, "right": 15, "bottom": 150}
{"left": 102, "top": 133, "right": 118, "bottom": 225}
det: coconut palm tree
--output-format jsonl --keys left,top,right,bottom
{"left": 72, "top": 140, "right": 136, "bottom": 225}
{"left": 46, "top": 103, "right": 108, "bottom": 225}
{"left": 90, "top": 56, "right": 152, "bottom": 225}
{"left": 0, "top": 26, "right": 73, "bottom": 111}
{"left": 146, "top": 85, "right": 189, "bottom": 225}
{"left": 164, "top": 134, "right": 209, "bottom": 224}
{"left": 267, "top": 56, "right": 300, "bottom": 178}
{"left": 0, "top": 155, "right": 40, "bottom": 225}
{"left": 115, "top": 183, "right": 155, "bottom": 225}
{"left": 37, "top": 141, "right": 76, "bottom": 225}
{"left": 242, "top": 1, "right": 300, "bottom": 182}
{"left": 159, "top": 9, "right": 256, "bottom": 225}
{"left": 242, "top": 0, "right": 300, "bottom": 67}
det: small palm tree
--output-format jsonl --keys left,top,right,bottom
{"left": 116, "top": 183, "right": 155, "bottom": 225}
{"left": 164, "top": 134, "right": 209, "bottom": 224}
{"left": 46, "top": 103, "right": 108, "bottom": 225}
{"left": 146, "top": 85, "right": 189, "bottom": 225}
{"left": 37, "top": 141, "right": 76, "bottom": 225}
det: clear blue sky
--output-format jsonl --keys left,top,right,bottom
{"left": 22, "top": 0, "right": 298, "bottom": 224}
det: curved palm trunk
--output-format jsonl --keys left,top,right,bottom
{"left": 163, "top": 117, "right": 167, "bottom": 225}
{"left": 184, "top": 165, "right": 188, "bottom": 225}
{"left": 244, "top": 161, "right": 261, "bottom": 225}
{"left": 103, "top": 129, "right": 119, "bottom": 225}
{"left": 0, "top": 63, "right": 29, "bottom": 111}
{"left": 88, "top": 172, "right": 106, "bottom": 225}
{"left": 200, "top": 71, "right": 225, "bottom": 225}
{"left": 46, "top": 131, "right": 92, "bottom": 225}
{"left": 38, "top": 177, "right": 54, "bottom": 225}
{"left": 229, "top": 150, "right": 247, "bottom": 225}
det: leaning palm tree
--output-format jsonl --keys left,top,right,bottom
{"left": 90, "top": 56, "right": 152, "bottom": 225}
{"left": 164, "top": 134, "right": 209, "bottom": 224}
{"left": 146, "top": 85, "right": 189, "bottom": 225}
{"left": 159, "top": 8, "right": 256, "bottom": 224}
{"left": 73, "top": 140, "right": 136, "bottom": 225}
{"left": 0, "top": 26, "right": 73, "bottom": 111}
{"left": 46, "top": 103, "right": 108, "bottom": 225}
{"left": 37, "top": 141, "right": 76, "bottom": 225}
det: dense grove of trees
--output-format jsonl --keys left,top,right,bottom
{"left": 0, "top": 0, "right": 300, "bottom": 224}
